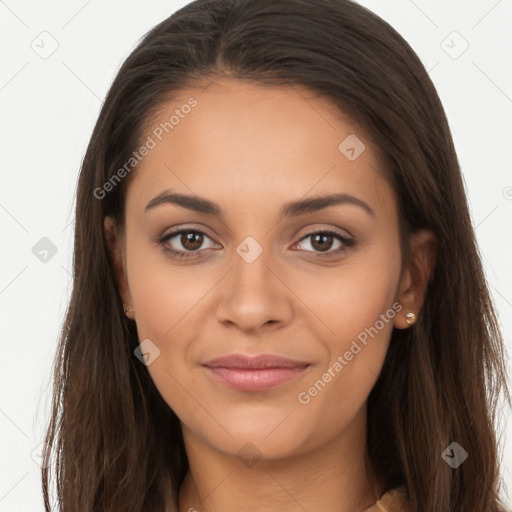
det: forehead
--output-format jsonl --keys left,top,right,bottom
{"left": 126, "top": 79, "right": 395, "bottom": 220}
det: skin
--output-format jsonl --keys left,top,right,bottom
{"left": 105, "top": 79, "right": 436, "bottom": 512}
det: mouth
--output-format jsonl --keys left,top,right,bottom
{"left": 202, "top": 353, "right": 312, "bottom": 392}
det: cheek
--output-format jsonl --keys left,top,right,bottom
{"left": 125, "top": 235, "right": 214, "bottom": 342}
{"left": 289, "top": 246, "right": 401, "bottom": 418}
{"left": 124, "top": 246, "right": 219, "bottom": 417}
{"left": 292, "top": 289, "right": 398, "bottom": 447}
{"left": 288, "top": 244, "right": 402, "bottom": 347}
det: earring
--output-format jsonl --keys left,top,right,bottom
{"left": 405, "top": 312, "right": 416, "bottom": 326}
{"left": 123, "top": 304, "right": 135, "bottom": 315}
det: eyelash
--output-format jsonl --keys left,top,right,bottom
{"left": 157, "top": 227, "right": 355, "bottom": 260}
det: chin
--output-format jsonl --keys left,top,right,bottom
{"left": 185, "top": 412, "right": 315, "bottom": 462}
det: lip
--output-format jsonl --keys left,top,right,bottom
{"left": 203, "top": 353, "right": 311, "bottom": 369}
{"left": 202, "top": 354, "right": 311, "bottom": 392}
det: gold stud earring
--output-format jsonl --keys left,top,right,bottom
{"left": 123, "top": 304, "right": 135, "bottom": 315}
{"left": 405, "top": 312, "right": 416, "bottom": 326}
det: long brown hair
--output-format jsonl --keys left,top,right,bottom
{"left": 41, "top": 0, "right": 511, "bottom": 510}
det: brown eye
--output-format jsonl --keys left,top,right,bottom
{"left": 158, "top": 228, "right": 217, "bottom": 258}
{"left": 310, "top": 233, "right": 335, "bottom": 252}
{"left": 180, "top": 231, "right": 204, "bottom": 251}
{"left": 294, "top": 230, "right": 355, "bottom": 258}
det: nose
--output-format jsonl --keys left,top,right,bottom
{"left": 214, "top": 245, "right": 294, "bottom": 334}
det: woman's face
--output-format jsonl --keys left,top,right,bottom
{"left": 106, "top": 79, "right": 429, "bottom": 461}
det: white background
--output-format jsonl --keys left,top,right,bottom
{"left": 1, "top": 0, "right": 511, "bottom": 510}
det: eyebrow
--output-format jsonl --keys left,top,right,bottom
{"left": 145, "top": 189, "right": 375, "bottom": 218}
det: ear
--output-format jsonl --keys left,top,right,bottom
{"left": 393, "top": 229, "right": 437, "bottom": 329}
{"left": 104, "top": 215, "right": 135, "bottom": 319}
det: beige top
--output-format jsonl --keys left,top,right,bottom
{"left": 362, "top": 486, "right": 408, "bottom": 512}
